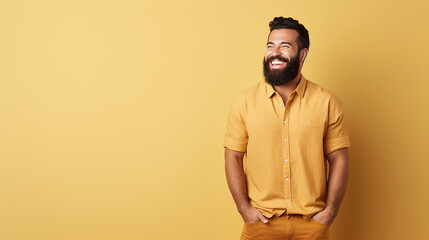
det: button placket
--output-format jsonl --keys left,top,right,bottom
{"left": 282, "top": 96, "right": 293, "bottom": 207}
{"left": 273, "top": 94, "right": 285, "bottom": 119}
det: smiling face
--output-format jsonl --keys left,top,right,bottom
{"left": 265, "top": 29, "right": 300, "bottom": 69}
{"left": 263, "top": 29, "right": 307, "bottom": 86}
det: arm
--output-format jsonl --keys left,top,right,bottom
{"left": 312, "top": 147, "right": 349, "bottom": 225}
{"left": 225, "top": 147, "right": 268, "bottom": 223}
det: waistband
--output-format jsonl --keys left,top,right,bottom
{"left": 281, "top": 212, "right": 313, "bottom": 222}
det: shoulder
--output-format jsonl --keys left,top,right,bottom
{"left": 233, "top": 81, "right": 264, "bottom": 103}
{"left": 306, "top": 79, "right": 343, "bottom": 107}
{"left": 228, "top": 81, "right": 264, "bottom": 115}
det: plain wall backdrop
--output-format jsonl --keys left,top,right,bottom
{"left": 1, "top": 0, "right": 428, "bottom": 239}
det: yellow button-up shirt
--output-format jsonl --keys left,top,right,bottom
{"left": 224, "top": 76, "right": 350, "bottom": 219}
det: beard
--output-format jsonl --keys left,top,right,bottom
{"left": 263, "top": 53, "right": 301, "bottom": 86}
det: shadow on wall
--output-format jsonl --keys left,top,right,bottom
{"left": 327, "top": 50, "right": 402, "bottom": 240}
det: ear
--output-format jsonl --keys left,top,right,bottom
{"left": 300, "top": 48, "right": 309, "bottom": 64}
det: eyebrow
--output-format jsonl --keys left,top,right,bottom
{"left": 267, "top": 41, "right": 293, "bottom": 46}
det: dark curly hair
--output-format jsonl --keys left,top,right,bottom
{"left": 269, "top": 17, "right": 309, "bottom": 51}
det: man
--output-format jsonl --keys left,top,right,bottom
{"left": 224, "top": 17, "right": 350, "bottom": 240}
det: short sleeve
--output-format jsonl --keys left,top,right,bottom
{"left": 324, "top": 97, "right": 350, "bottom": 155}
{"left": 223, "top": 96, "right": 248, "bottom": 152}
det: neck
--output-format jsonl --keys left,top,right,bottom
{"left": 273, "top": 73, "right": 302, "bottom": 99}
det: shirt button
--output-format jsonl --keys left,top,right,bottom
{"left": 285, "top": 159, "right": 288, "bottom": 162}
{"left": 284, "top": 120, "right": 287, "bottom": 124}
{"left": 284, "top": 138, "right": 287, "bottom": 142}
{"left": 280, "top": 103, "right": 283, "bottom": 106}
{"left": 285, "top": 178, "right": 289, "bottom": 182}
{"left": 286, "top": 199, "right": 290, "bottom": 202}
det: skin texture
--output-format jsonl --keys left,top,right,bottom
{"left": 224, "top": 28, "right": 349, "bottom": 225}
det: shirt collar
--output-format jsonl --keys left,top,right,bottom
{"left": 264, "top": 75, "right": 307, "bottom": 99}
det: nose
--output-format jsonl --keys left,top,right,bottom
{"left": 271, "top": 46, "right": 281, "bottom": 57}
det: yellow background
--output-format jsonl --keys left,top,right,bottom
{"left": 1, "top": 0, "right": 428, "bottom": 239}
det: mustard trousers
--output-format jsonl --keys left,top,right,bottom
{"left": 240, "top": 214, "right": 330, "bottom": 240}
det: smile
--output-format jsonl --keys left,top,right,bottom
{"left": 271, "top": 61, "right": 285, "bottom": 65}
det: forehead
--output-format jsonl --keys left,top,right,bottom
{"left": 267, "top": 29, "right": 299, "bottom": 45}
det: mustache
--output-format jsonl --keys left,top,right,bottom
{"left": 266, "top": 56, "right": 289, "bottom": 63}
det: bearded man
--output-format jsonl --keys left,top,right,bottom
{"left": 224, "top": 17, "right": 350, "bottom": 240}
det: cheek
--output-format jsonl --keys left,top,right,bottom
{"left": 264, "top": 53, "right": 270, "bottom": 60}
{"left": 281, "top": 50, "right": 293, "bottom": 57}
{"left": 265, "top": 48, "right": 274, "bottom": 56}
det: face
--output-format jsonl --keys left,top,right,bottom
{"left": 263, "top": 29, "right": 305, "bottom": 86}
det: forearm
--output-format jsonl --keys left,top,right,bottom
{"left": 224, "top": 148, "right": 251, "bottom": 213}
{"left": 325, "top": 148, "right": 349, "bottom": 214}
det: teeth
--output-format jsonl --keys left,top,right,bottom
{"left": 272, "top": 61, "right": 284, "bottom": 65}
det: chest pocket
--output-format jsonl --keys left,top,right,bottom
{"left": 300, "top": 119, "right": 323, "bottom": 127}
{"left": 297, "top": 118, "right": 324, "bottom": 144}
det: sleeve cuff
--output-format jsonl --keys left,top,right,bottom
{"left": 324, "top": 136, "right": 350, "bottom": 155}
{"left": 223, "top": 137, "right": 247, "bottom": 152}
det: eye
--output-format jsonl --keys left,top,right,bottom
{"left": 281, "top": 45, "right": 289, "bottom": 48}
{"left": 267, "top": 45, "right": 273, "bottom": 49}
